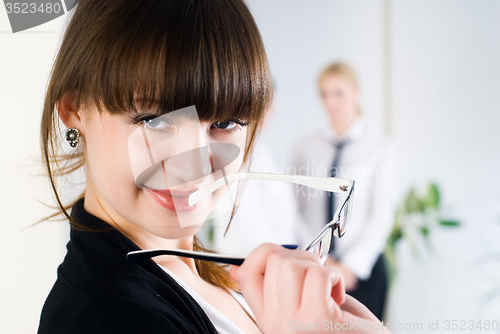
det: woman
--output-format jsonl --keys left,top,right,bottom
{"left": 292, "top": 62, "right": 398, "bottom": 321}
{"left": 37, "top": 1, "right": 389, "bottom": 333}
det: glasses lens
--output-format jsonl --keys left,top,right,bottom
{"left": 337, "top": 194, "right": 353, "bottom": 237}
{"left": 307, "top": 228, "right": 333, "bottom": 264}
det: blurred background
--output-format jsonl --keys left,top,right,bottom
{"left": 1, "top": 0, "right": 499, "bottom": 333}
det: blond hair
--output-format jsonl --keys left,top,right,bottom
{"left": 318, "top": 61, "right": 361, "bottom": 115}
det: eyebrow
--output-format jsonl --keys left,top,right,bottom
{"left": 133, "top": 98, "right": 160, "bottom": 107}
{"left": 132, "top": 99, "right": 168, "bottom": 116}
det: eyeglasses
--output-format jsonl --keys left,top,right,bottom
{"left": 127, "top": 172, "right": 355, "bottom": 266}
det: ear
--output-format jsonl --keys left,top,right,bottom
{"left": 58, "top": 90, "right": 85, "bottom": 135}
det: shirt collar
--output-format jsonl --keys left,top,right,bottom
{"left": 322, "top": 116, "right": 366, "bottom": 143}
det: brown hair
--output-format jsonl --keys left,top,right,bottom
{"left": 40, "top": 0, "right": 273, "bottom": 292}
{"left": 318, "top": 61, "right": 361, "bottom": 115}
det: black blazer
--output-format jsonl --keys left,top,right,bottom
{"left": 38, "top": 198, "right": 218, "bottom": 334}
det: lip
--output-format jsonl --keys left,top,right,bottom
{"left": 144, "top": 187, "right": 202, "bottom": 212}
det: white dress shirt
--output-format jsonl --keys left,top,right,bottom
{"left": 291, "top": 117, "right": 398, "bottom": 280}
{"left": 158, "top": 264, "right": 255, "bottom": 334}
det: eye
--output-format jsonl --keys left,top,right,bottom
{"left": 211, "top": 119, "right": 249, "bottom": 132}
{"left": 212, "top": 120, "right": 238, "bottom": 130}
{"left": 142, "top": 117, "right": 172, "bottom": 130}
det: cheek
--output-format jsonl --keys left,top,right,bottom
{"left": 324, "top": 95, "right": 340, "bottom": 109}
{"left": 333, "top": 94, "right": 354, "bottom": 112}
{"left": 344, "top": 95, "right": 358, "bottom": 112}
{"left": 222, "top": 130, "right": 247, "bottom": 174}
{"left": 85, "top": 122, "right": 138, "bottom": 202}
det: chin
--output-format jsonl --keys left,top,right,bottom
{"left": 135, "top": 192, "right": 214, "bottom": 240}
{"left": 146, "top": 221, "right": 204, "bottom": 240}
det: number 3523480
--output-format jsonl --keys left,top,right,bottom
{"left": 443, "top": 320, "right": 498, "bottom": 331}
{"left": 5, "top": 3, "right": 62, "bottom": 14}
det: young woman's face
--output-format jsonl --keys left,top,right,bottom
{"left": 319, "top": 74, "right": 358, "bottom": 122}
{"left": 81, "top": 105, "right": 247, "bottom": 240}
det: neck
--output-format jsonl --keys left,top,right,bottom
{"left": 331, "top": 114, "right": 356, "bottom": 137}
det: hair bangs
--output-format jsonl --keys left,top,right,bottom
{"left": 74, "top": 0, "right": 273, "bottom": 124}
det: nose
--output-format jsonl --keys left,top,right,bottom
{"left": 163, "top": 146, "right": 213, "bottom": 186}
{"left": 132, "top": 129, "right": 214, "bottom": 189}
{"left": 133, "top": 136, "right": 242, "bottom": 189}
{"left": 158, "top": 115, "right": 215, "bottom": 186}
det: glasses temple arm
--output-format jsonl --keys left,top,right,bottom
{"left": 127, "top": 249, "right": 246, "bottom": 266}
{"left": 127, "top": 245, "right": 299, "bottom": 266}
{"left": 189, "top": 172, "right": 352, "bottom": 207}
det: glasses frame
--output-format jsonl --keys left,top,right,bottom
{"left": 127, "top": 172, "right": 355, "bottom": 266}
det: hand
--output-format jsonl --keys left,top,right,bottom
{"left": 324, "top": 257, "right": 359, "bottom": 292}
{"left": 230, "top": 243, "right": 391, "bottom": 334}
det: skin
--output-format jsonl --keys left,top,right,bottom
{"left": 325, "top": 257, "right": 359, "bottom": 292}
{"left": 230, "top": 244, "right": 385, "bottom": 333}
{"left": 319, "top": 74, "right": 359, "bottom": 137}
{"left": 319, "top": 74, "right": 360, "bottom": 292}
{"left": 58, "top": 90, "right": 390, "bottom": 333}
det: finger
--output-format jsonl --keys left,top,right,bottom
{"left": 312, "top": 265, "right": 346, "bottom": 305}
{"left": 349, "top": 280, "right": 359, "bottom": 292}
{"left": 233, "top": 243, "right": 283, "bottom": 317}
{"left": 242, "top": 243, "right": 322, "bottom": 274}
{"left": 263, "top": 250, "right": 321, "bottom": 322}
{"left": 340, "top": 295, "right": 380, "bottom": 323}
{"left": 275, "top": 258, "right": 313, "bottom": 319}
{"left": 262, "top": 251, "right": 282, "bottom": 323}
{"left": 229, "top": 265, "right": 239, "bottom": 280}
{"left": 345, "top": 280, "right": 356, "bottom": 293}
{"left": 236, "top": 243, "right": 322, "bottom": 319}
{"left": 300, "top": 265, "right": 344, "bottom": 318}
{"left": 328, "top": 266, "right": 346, "bottom": 306}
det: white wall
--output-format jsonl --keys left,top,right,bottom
{"left": 388, "top": 0, "right": 500, "bottom": 331}
{"left": 1, "top": 1, "right": 499, "bottom": 333}
{"left": 0, "top": 12, "right": 69, "bottom": 334}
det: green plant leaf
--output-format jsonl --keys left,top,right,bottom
{"left": 426, "top": 183, "right": 440, "bottom": 208}
{"left": 405, "top": 188, "right": 424, "bottom": 213}
{"left": 439, "top": 220, "right": 460, "bottom": 227}
{"left": 420, "top": 226, "right": 429, "bottom": 237}
{"left": 388, "top": 226, "right": 403, "bottom": 248}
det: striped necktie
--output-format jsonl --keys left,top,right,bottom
{"left": 326, "top": 140, "right": 348, "bottom": 253}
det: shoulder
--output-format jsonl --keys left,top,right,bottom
{"left": 371, "top": 135, "right": 397, "bottom": 161}
{"left": 39, "top": 293, "right": 187, "bottom": 334}
{"left": 70, "top": 296, "right": 189, "bottom": 334}
{"left": 38, "top": 257, "right": 215, "bottom": 334}
{"left": 356, "top": 126, "right": 397, "bottom": 158}
{"left": 39, "top": 205, "right": 216, "bottom": 334}
{"left": 356, "top": 134, "right": 398, "bottom": 176}
{"left": 291, "top": 129, "right": 329, "bottom": 157}
{"left": 38, "top": 272, "right": 207, "bottom": 334}
{"left": 295, "top": 130, "right": 327, "bottom": 147}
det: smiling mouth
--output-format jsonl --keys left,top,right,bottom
{"left": 144, "top": 187, "right": 202, "bottom": 212}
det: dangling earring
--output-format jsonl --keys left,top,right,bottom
{"left": 65, "top": 128, "right": 80, "bottom": 148}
